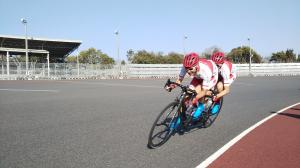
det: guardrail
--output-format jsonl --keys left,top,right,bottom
{"left": 1, "top": 62, "right": 300, "bottom": 80}
{"left": 128, "top": 63, "right": 300, "bottom": 78}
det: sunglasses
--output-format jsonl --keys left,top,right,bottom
{"left": 186, "top": 67, "right": 194, "bottom": 71}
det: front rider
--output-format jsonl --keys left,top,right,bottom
{"left": 211, "top": 51, "right": 237, "bottom": 102}
{"left": 166, "top": 52, "right": 218, "bottom": 108}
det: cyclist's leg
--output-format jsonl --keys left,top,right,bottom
{"left": 190, "top": 78, "right": 206, "bottom": 101}
{"left": 216, "top": 81, "right": 224, "bottom": 93}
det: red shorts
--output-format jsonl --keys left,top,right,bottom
{"left": 190, "top": 77, "right": 217, "bottom": 90}
{"left": 190, "top": 77, "right": 203, "bottom": 88}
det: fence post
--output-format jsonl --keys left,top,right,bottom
{"left": 47, "top": 53, "right": 50, "bottom": 78}
{"left": 6, "top": 51, "right": 9, "bottom": 76}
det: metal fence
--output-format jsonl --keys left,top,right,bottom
{"left": 1, "top": 62, "right": 300, "bottom": 80}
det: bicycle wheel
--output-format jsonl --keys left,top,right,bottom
{"left": 202, "top": 97, "right": 223, "bottom": 128}
{"left": 147, "top": 101, "right": 181, "bottom": 149}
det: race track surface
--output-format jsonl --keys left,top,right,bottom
{"left": 208, "top": 103, "right": 300, "bottom": 168}
{"left": 0, "top": 76, "right": 300, "bottom": 168}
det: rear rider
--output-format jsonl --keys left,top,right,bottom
{"left": 211, "top": 51, "right": 237, "bottom": 102}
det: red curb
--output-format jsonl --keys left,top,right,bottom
{"left": 209, "top": 104, "right": 300, "bottom": 168}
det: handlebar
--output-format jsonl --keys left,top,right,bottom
{"left": 164, "top": 79, "right": 196, "bottom": 94}
{"left": 164, "top": 79, "right": 218, "bottom": 97}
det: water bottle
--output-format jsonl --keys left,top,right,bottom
{"left": 211, "top": 104, "right": 220, "bottom": 114}
{"left": 205, "top": 99, "right": 213, "bottom": 111}
{"left": 192, "top": 103, "right": 205, "bottom": 119}
{"left": 185, "top": 105, "right": 195, "bottom": 116}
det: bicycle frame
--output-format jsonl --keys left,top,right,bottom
{"left": 166, "top": 79, "right": 220, "bottom": 129}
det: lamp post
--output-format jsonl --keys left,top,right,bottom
{"left": 183, "top": 35, "right": 188, "bottom": 55}
{"left": 21, "top": 18, "right": 28, "bottom": 75}
{"left": 114, "top": 30, "right": 120, "bottom": 64}
{"left": 248, "top": 38, "right": 252, "bottom": 76}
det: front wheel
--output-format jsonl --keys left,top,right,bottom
{"left": 147, "top": 101, "right": 181, "bottom": 149}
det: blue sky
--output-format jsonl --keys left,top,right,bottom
{"left": 1, "top": 0, "right": 299, "bottom": 61}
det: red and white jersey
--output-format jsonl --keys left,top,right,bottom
{"left": 179, "top": 59, "right": 218, "bottom": 90}
{"left": 219, "top": 60, "right": 237, "bottom": 86}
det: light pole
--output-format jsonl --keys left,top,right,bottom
{"left": 77, "top": 48, "right": 80, "bottom": 77}
{"left": 21, "top": 18, "right": 28, "bottom": 75}
{"left": 114, "top": 30, "right": 120, "bottom": 64}
{"left": 183, "top": 35, "right": 188, "bottom": 55}
{"left": 248, "top": 38, "right": 252, "bottom": 76}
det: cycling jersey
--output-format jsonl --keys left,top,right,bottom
{"left": 179, "top": 59, "right": 218, "bottom": 90}
{"left": 218, "top": 60, "right": 237, "bottom": 86}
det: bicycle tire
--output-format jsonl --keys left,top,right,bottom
{"left": 147, "top": 101, "right": 181, "bottom": 149}
{"left": 202, "top": 97, "right": 223, "bottom": 128}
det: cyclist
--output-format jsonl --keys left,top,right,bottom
{"left": 166, "top": 52, "right": 219, "bottom": 108}
{"left": 211, "top": 51, "right": 237, "bottom": 102}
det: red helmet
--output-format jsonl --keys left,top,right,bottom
{"left": 211, "top": 52, "right": 225, "bottom": 64}
{"left": 183, "top": 52, "right": 199, "bottom": 68}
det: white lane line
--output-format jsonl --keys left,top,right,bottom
{"left": 96, "top": 82, "right": 162, "bottom": 88}
{"left": 68, "top": 81, "right": 162, "bottom": 88}
{"left": 196, "top": 102, "right": 300, "bottom": 168}
{"left": 234, "top": 82, "right": 255, "bottom": 86}
{"left": 0, "top": 89, "right": 59, "bottom": 92}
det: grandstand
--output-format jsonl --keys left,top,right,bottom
{"left": 0, "top": 34, "right": 81, "bottom": 63}
{"left": 0, "top": 34, "right": 82, "bottom": 78}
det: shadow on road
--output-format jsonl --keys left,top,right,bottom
{"left": 270, "top": 111, "right": 300, "bottom": 120}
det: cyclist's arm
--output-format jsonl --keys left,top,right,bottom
{"left": 176, "top": 67, "right": 186, "bottom": 84}
{"left": 195, "top": 87, "right": 208, "bottom": 100}
{"left": 176, "top": 77, "right": 183, "bottom": 84}
{"left": 216, "top": 65, "right": 232, "bottom": 99}
{"left": 216, "top": 85, "right": 230, "bottom": 99}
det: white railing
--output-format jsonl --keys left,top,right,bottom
{"left": 1, "top": 62, "right": 300, "bottom": 80}
{"left": 128, "top": 63, "right": 300, "bottom": 78}
{"left": 235, "top": 63, "right": 300, "bottom": 76}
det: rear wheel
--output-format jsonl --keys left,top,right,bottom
{"left": 202, "top": 97, "right": 223, "bottom": 128}
{"left": 147, "top": 101, "right": 181, "bottom": 149}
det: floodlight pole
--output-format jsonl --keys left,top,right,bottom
{"left": 248, "top": 38, "right": 252, "bottom": 76}
{"left": 6, "top": 51, "right": 10, "bottom": 76}
{"left": 77, "top": 48, "right": 79, "bottom": 77}
{"left": 114, "top": 30, "right": 120, "bottom": 64}
{"left": 1, "top": 55, "right": 3, "bottom": 76}
{"left": 183, "top": 35, "right": 188, "bottom": 55}
{"left": 47, "top": 52, "right": 50, "bottom": 78}
{"left": 21, "top": 18, "right": 29, "bottom": 75}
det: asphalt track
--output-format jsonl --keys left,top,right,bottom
{"left": 0, "top": 76, "right": 300, "bottom": 168}
{"left": 207, "top": 103, "right": 300, "bottom": 168}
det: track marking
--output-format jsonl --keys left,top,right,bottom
{"left": 64, "top": 81, "right": 162, "bottom": 88}
{"left": 0, "top": 89, "right": 59, "bottom": 92}
{"left": 95, "top": 82, "right": 162, "bottom": 88}
{"left": 234, "top": 82, "right": 255, "bottom": 86}
{"left": 196, "top": 102, "right": 300, "bottom": 168}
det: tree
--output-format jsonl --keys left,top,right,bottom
{"left": 99, "top": 53, "right": 115, "bottom": 65}
{"left": 77, "top": 48, "right": 115, "bottom": 64}
{"left": 270, "top": 49, "right": 296, "bottom": 63}
{"left": 165, "top": 52, "right": 184, "bottom": 64}
{"left": 126, "top": 49, "right": 135, "bottom": 63}
{"left": 78, "top": 48, "right": 99, "bottom": 64}
{"left": 131, "top": 50, "right": 158, "bottom": 64}
{"left": 202, "top": 46, "right": 222, "bottom": 59}
{"left": 66, "top": 56, "right": 77, "bottom": 63}
{"left": 130, "top": 50, "right": 183, "bottom": 64}
{"left": 285, "top": 49, "right": 296, "bottom": 62}
{"left": 227, "top": 46, "right": 262, "bottom": 63}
